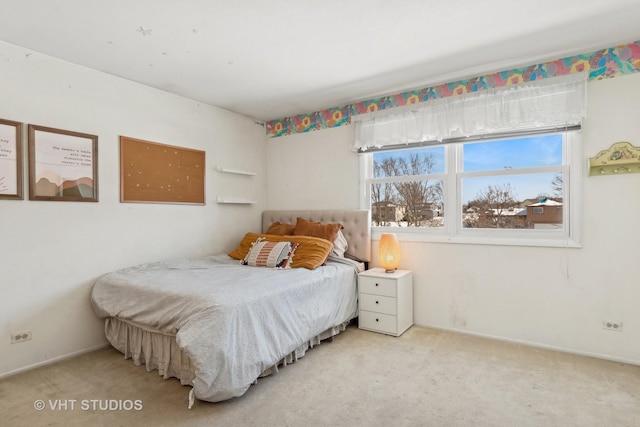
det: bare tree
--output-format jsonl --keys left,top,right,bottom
{"left": 551, "top": 173, "right": 563, "bottom": 198}
{"left": 466, "top": 183, "right": 518, "bottom": 228}
{"left": 371, "top": 160, "right": 398, "bottom": 226}
{"left": 372, "top": 152, "right": 439, "bottom": 226}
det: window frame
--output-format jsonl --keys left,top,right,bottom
{"left": 360, "top": 130, "right": 582, "bottom": 248}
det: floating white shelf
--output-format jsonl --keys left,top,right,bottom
{"left": 216, "top": 197, "right": 257, "bottom": 204}
{"left": 215, "top": 165, "right": 256, "bottom": 176}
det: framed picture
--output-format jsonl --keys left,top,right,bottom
{"left": 0, "top": 118, "right": 24, "bottom": 200}
{"left": 28, "top": 124, "right": 98, "bottom": 202}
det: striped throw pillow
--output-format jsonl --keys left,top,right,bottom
{"left": 242, "top": 238, "right": 299, "bottom": 269}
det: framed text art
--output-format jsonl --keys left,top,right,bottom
{"left": 28, "top": 125, "right": 99, "bottom": 202}
{"left": 0, "top": 118, "right": 23, "bottom": 200}
{"left": 120, "top": 136, "right": 205, "bottom": 204}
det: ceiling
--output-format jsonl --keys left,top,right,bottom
{"left": 1, "top": 0, "right": 640, "bottom": 122}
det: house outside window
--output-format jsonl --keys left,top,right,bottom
{"left": 526, "top": 197, "right": 563, "bottom": 229}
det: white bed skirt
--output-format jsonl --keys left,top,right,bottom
{"left": 104, "top": 317, "right": 351, "bottom": 390}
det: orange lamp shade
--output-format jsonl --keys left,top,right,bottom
{"left": 378, "top": 233, "right": 401, "bottom": 272}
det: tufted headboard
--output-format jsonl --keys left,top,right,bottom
{"left": 262, "top": 210, "right": 371, "bottom": 262}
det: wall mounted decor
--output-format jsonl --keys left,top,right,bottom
{"left": 589, "top": 141, "right": 640, "bottom": 176}
{"left": 120, "top": 136, "right": 205, "bottom": 204}
{"left": 28, "top": 124, "right": 98, "bottom": 202}
{"left": 0, "top": 118, "right": 23, "bottom": 200}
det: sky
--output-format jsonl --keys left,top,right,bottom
{"left": 373, "top": 134, "right": 564, "bottom": 203}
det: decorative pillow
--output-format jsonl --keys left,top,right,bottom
{"left": 265, "top": 221, "right": 296, "bottom": 235}
{"left": 229, "top": 233, "right": 333, "bottom": 270}
{"left": 293, "top": 217, "right": 343, "bottom": 243}
{"left": 331, "top": 229, "right": 348, "bottom": 258}
{"left": 242, "top": 238, "right": 298, "bottom": 269}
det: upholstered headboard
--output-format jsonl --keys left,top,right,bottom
{"left": 262, "top": 210, "right": 371, "bottom": 262}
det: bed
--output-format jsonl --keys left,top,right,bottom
{"left": 90, "top": 209, "right": 371, "bottom": 404}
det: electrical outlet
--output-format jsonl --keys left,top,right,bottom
{"left": 10, "top": 330, "right": 32, "bottom": 344}
{"left": 602, "top": 321, "right": 623, "bottom": 332}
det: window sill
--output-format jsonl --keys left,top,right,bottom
{"left": 372, "top": 229, "right": 582, "bottom": 248}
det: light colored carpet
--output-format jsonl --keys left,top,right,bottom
{"left": 1, "top": 325, "right": 638, "bottom": 427}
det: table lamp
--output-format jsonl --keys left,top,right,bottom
{"left": 378, "top": 233, "right": 401, "bottom": 273}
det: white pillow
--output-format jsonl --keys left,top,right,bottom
{"left": 331, "top": 229, "right": 348, "bottom": 258}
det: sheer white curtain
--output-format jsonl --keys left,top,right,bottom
{"left": 352, "top": 73, "right": 587, "bottom": 151}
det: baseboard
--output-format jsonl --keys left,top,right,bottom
{"left": 422, "top": 325, "right": 640, "bottom": 367}
{"left": 0, "top": 342, "right": 110, "bottom": 380}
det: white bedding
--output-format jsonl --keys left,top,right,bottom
{"left": 91, "top": 254, "right": 360, "bottom": 402}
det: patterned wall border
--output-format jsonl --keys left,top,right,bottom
{"left": 265, "top": 40, "right": 640, "bottom": 138}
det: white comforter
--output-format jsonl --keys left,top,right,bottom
{"left": 90, "top": 254, "right": 359, "bottom": 402}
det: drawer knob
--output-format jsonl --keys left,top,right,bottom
{"left": 375, "top": 300, "right": 379, "bottom": 304}
{"left": 375, "top": 318, "right": 379, "bottom": 322}
{"left": 375, "top": 283, "right": 379, "bottom": 287}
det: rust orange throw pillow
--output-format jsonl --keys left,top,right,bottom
{"left": 293, "top": 217, "right": 343, "bottom": 243}
{"left": 265, "top": 221, "right": 296, "bottom": 235}
{"left": 229, "top": 233, "right": 333, "bottom": 270}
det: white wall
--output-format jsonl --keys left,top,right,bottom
{"left": 266, "top": 73, "right": 640, "bottom": 364}
{"left": 266, "top": 125, "right": 361, "bottom": 210}
{"left": 0, "top": 41, "right": 267, "bottom": 377}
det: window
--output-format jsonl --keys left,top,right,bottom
{"left": 354, "top": 73, "right": 585, "bottom": 247}
{"left": 370, "top": 146, "right": 445, "bottom": 228}
{"left": 361, "top": 130, "right": 582, "bottom": 247}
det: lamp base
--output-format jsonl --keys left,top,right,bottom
{"left": 384, "top": 268, "right": 396, "bottom": 273}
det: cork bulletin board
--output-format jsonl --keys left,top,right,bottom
{"left": 120, "top": 136, "right": 205, "bottom": 204}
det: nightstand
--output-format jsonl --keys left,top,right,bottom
{"left": 358, "top": 268, "right": 413, "bottom": 336}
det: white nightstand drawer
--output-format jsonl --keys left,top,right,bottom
{"left": 359, "top": 310, "right": 397, "bottom": 335}
{"left": 358, "top": 276, "right": 397, "bottom": 297}
{"left": 358, "top": 268, "right": 413, "bottom": 337}
{"left": 359, "top": 293, "right": 397, "bottom": 315}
